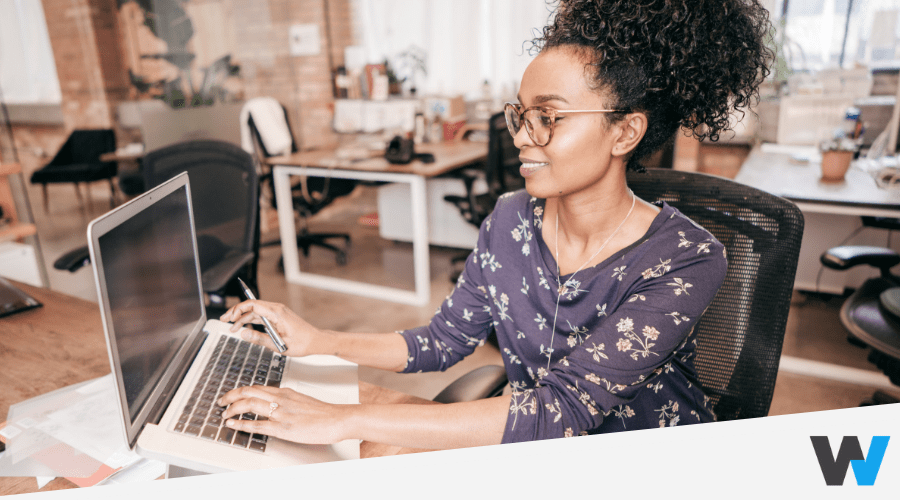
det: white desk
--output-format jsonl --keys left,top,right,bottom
{"left": 735, "top": 144, "right": 900, "bottom": 293}
{"left": 268, "top": 141, "right": 487, "bottom": 306}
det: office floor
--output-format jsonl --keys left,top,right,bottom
{"left": 24, "top": 179, "right": 898, "bottom": 415}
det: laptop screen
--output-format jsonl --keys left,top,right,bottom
{"left": 98, "top": 182, "right": 203, "bottom": 423}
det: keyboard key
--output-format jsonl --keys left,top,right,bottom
{"left": 233, "top": 431, "right": 251, "bottom": 448}
{"left": 189, "top": 415, "right": 206, "bottom": 427}
{"left": 200, "top": 425, "right": 219, "bottom": 440}
{"left": 185, "top": 424, "right": 202, "bottom": 436}
{"left": 173, "top": 421, "right": 185, "bottom": 432}
{"left": 217, "top": 427, "right": 235, "bottom": 445}
{"left": 248, "top": 439, "right": 267, "bottom": 452}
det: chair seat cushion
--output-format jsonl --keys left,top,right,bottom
{"left": 879, "top": 288, "right": 900, "bottom": 318}
{"left": 31, "top": 162, "right": 116, "bottom": 184}
{"left": 842, "top": 278, "right": 900, "bottom": 359}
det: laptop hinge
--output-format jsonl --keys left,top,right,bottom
{"left": 143, "top": 330, "right": 209, "bottom": 430}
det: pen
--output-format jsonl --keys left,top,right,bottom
{"left": 236, "top": 278, "right": 288, "bottom": 353}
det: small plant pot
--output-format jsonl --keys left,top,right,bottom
{"left": 820, "top": 150, "right": 854, "bottom": 183}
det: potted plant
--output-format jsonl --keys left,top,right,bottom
{"left": 819, "top": 132, "right": 859, "bottom": 183}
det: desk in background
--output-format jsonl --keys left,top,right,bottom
{"left": 0, "top": 282, "right": 433, "bottom": 495}
{"left": 267, "top": 140, "right": 488, "bottom": 306}
{"left": 735, "top": 144, "right": 900, "bottom": 293}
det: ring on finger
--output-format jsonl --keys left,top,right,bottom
{"left": 268, "top": 401, "right": 279, "bottom": 419}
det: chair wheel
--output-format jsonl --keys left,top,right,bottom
{"left": 336, "top": 251, "right": 347, "bottom": 266}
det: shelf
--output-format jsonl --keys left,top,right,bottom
{"left": 0, "top": 222, "right": 37, "bottom": 243}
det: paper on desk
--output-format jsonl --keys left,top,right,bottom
{"left": 1, "top": 375, "right": 135, "bottom": 481}
{"left": 99, "top": 458, "right": 167, "bottom": 486}
{"left": 38, "top": 376, "right": 124, "bottom": 463}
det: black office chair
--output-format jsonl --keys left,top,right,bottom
{"left": 30, "top": 129, "right": 119, "bottom": 211}
{"left": 246, "top": 100, "right": 356, "bottom": 265}
{"left": 436, "top": 169, "right": 805, "bottom": 423}
{"left": 443, "top": 112, "right": 522, "bottom": 283}
{"left": 820, "top": 245, "right": 900, "bottom": 405}
{"left": 443, "top": 111, "right": 522, "bottom": 230}
{"left": 54, "top": 140, "right": 261, "bottom": 317}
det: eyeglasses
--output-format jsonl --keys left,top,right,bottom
{"left": 504, "top": 102, "right": 623, "bottom": 147}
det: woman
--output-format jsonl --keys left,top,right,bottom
{"left": 218, "top": 0, "right": 772, "bottom": 447}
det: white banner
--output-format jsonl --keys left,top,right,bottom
{"left": 17, "top": 403, "right": 900, "bottom": 499}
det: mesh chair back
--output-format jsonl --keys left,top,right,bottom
{"left": 627, "top": 169, "right": 804, "bottom": 420}
{"left": 142, "top": 140, "right": 259, "bottom": 272}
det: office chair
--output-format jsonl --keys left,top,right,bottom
{"left": 436, "top": 169, "right": 805, "bottom": 424}
{"left": 443, "top": 111, "right": 522, "bottom": 282}
{"left": 244, "top": 97, "right": 356, "bottom": 266}
{"left": 820, "top": 245, "right": 900, "bottom": 404}
{"left": 443, "top": 111, "right": 522, "bottom": 230}
{"left": 30, "top": 129, "right": 119, "bottom": 212}
{"left": 54, "top": 140, "right": 261, "bottom": 317}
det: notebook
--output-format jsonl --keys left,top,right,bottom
{"left": 87, "top": 172, "right": 359, "bottom": 474}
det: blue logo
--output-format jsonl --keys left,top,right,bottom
{"left": 810, "top": 436, "right": 890, "bottom": 486}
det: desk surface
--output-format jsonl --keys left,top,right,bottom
{"left": 266, "top": 140, "right": 487, "bottom": 178}
{"left": 735, "top": 145, "right": 900, "bottom": 211}
{"left": 0, "top": 283, "right": 431, "bottom": 495}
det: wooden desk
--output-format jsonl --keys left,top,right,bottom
{"left": 267, "top": 140, "right": 488, "bottom": 306}
{"left": 0, "top": 283, "right": 431, "bottom": 495}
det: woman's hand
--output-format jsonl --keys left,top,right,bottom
{"left": 219, "top": 300, "right": 321, "bottom": 357}
{"left": 218, "top": 385, "right": 348, "bottom": 445}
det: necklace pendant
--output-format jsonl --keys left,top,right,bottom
{"left": 557, "top": 284, "right": 566, "bottom": 295}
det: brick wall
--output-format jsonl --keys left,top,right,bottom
{"left": 230, "top": 0, "right": 356, "bottom": 149}
{"left": 25, "top": 0, "right": 357, "bottom": 156}
{"left": 40, "top": 0, "right": 129, "bottom": 130}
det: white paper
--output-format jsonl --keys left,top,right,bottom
{"left": 35, "top": 476, "right": 54, "bottom": 489}
{"left": 35, "top": 376, "right": 125, "bottom": 463}
{"left": 103, "top": 446, "right": 142, "bottom": 469}
{"left": 101, "top": 459, "right": 166, "bottom": 486}
{"left": 0, "top": 425, "right": 22, "bottom": 440}
{"left": 16, "top": 417, "right": 38, "bottom": 429}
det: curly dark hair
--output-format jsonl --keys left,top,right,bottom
{"left": 532, "top": 0, "right": 773, "bottom": 171}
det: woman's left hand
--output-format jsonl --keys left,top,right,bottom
{"left": 218, "top": 385, "right": 349, "bottom": 445}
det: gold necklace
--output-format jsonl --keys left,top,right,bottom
{"left": 545, "top": 191, "right": 636, "bottom": 370}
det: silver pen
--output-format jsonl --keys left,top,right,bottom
{"left": 236, "top": 278, "right": 288, "bottom": 353}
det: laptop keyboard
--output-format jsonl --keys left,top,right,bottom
{"left": 171, "top": 336, "right": 286, "bottom": 452}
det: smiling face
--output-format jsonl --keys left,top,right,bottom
{"left": 514, "top": 47, "right": 639, "bottom": 200}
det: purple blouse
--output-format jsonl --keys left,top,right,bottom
{"left": 400, "top": 190, "right": 727, "bottom": 442}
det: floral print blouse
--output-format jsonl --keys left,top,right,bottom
{"left": 399, "top": 190, "right": 727, "bottom": 442}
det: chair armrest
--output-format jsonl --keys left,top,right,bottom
{"left": 53, "top": 245, "right": 91, "bottom": 272}
{"left": 201, "top": 252, "right": 254, "bottom": 293}
{"left": 820, "top": 245, "right": 900, "bottom": 273}
{"left": 432, "top": 365, "right": 508, "bottom": 404}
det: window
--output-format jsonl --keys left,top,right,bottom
{"left": 352, "top": 0, "right": 552, "bottom": 99}
{"left": 774, "top": 0, "right": 900, "bottom": 71}
{"left": 0, "top": 0, "right": 61, "bottom": 104}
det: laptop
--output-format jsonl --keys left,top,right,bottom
{"left": 87, "top": 172, "right": 359, "bottom": 473}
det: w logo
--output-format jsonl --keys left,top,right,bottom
{"left": 810, "top": 436, "right": 890, "bottom": 486}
